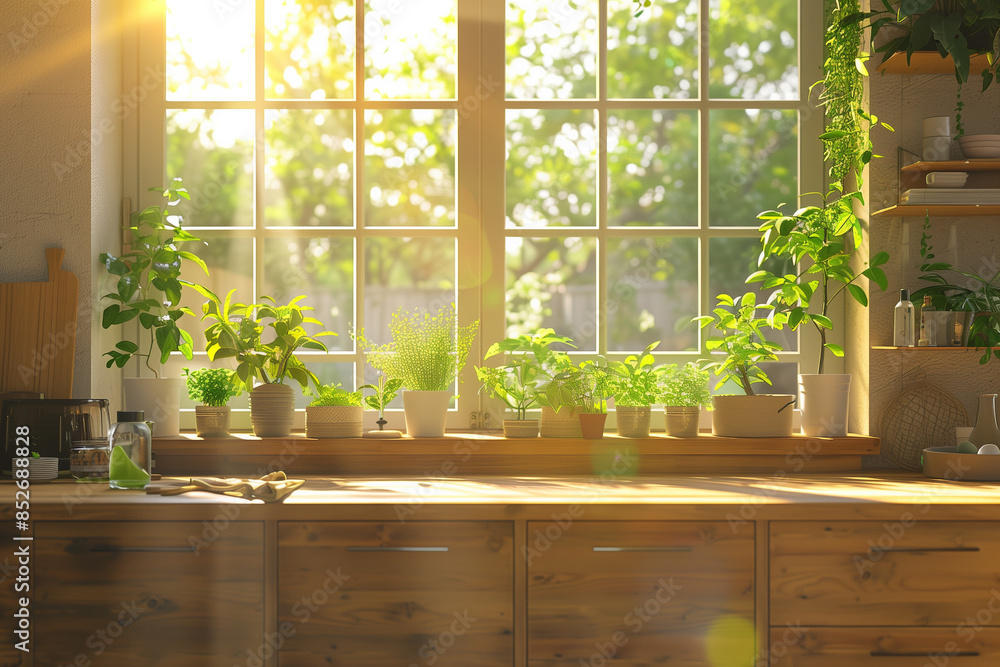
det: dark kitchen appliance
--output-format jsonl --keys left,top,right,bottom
{"left": 3, "top": 399, "right": 111, "bottom": 475}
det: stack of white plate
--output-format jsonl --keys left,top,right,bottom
{"left": 902, "top": 188, "right": 1000, "bottom": 204}
{"left": 925, "top": 171, "right": 968, "bottom": 188}
{"left": 958, "top": 134, "right": 1000, "bottom": 159}
{"left": 27, "top": 456, "right": 59, "bottom": 481}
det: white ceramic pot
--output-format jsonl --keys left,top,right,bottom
{"left": 798, "top": 374, "right": 851, "bottom": 437}
{"left": 249, "top": 384, "right": 296, "bottom": 438}
{"left": 502, "top": 419, "right": 539, "bottom": 438}
{"left": 663, "top": 406, "right": 702, "bottom": 437}
{"left": 402, "top": 390, "right": 450, "bottom": 437}
{"left": 195, "top": 405, "right": 231, "bottom": 437}
{"left": 539, "top": 405, "right": 582, "bottom": 438}
{"left": 616, "top": 406, "right": 651, "bottom": 438}
{"left": 711, "top": 394, "right": 795, "bottom": 437}
{"left": 123, "top": 377, "right": 184, "bottom": 437}
{"left": 305, "top": 405, "right": 363, "bottom": 438}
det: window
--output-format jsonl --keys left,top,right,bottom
{"left": 133, "top": 0, "right": 820, "bottom": 429}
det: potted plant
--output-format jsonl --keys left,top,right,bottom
{"left": 99, "top": 178, "right": 213, "bottom": 436}
{"left": 569, "top": 359, "right": 613, "bottom": 439}
{"left": 695, "top": 292, "right": 796, "bottom": 437}
{"left": 201, "top": 289, "right": 335, "bottom": 437}
{"left": 359, "top": 373, "right": 404, "bottom": 438}
{"left": 357, "top": 304, "right": 479, "bottom": 437}
{"left": 536, "top": 348, "right": 584, "bottom": 438}
{"left": 606, "top": 342, "right": 664, "bottom": 438}
{"left": 659, "top": 362, "right": 712, "bottom": 437}
{"left": 476, "top": 328, "right": 574, "bottom": 438}
{"left": 303, "top": 383, "right": 364, "bottom": 439}
{"left": 182, "top": 367, "right": 241, "bottom": 437}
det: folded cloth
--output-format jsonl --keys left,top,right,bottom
{"left": 147, "top": 471, "right": 304, "bottom": 503}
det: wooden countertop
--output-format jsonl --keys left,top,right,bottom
{"left": 8, "top": 472, "right": 1000, "bottom": 522}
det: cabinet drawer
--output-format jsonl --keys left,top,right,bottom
{"left": 528, "top": 520, "right": 755, "bottom": 666}
{"left": 771, "top": 521, "right": 1000, "bottom": 626}
{"left": 769, "top": 627, "right": 1000, "bottom": 666}
{"left": 278, "top": 521, "right": 513, "bottom": 666}
{"left": 34, "top": 521, "right": 264, "bottom": 666}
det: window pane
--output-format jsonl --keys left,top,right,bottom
{"left": 265, "top": 110, "right": 354, "bottom": 227}
{"left": 608, "top": 0, "right": 698, "bottom": 99}
{"left": 708, "top": 236, "right": 797, "bottom": 351}
{"left": 364, "top": 0, "right": 456, "bottom": 100}
{"left": 363, "top": 238, "right": 456, "bottom": 345}
{"left": 708, "top": 109, "right": 797, "bottom": 227}
{"left": 167, "top": 0, "right": 254, "bottom": 101}
{"left": 607, "top": 237, "right": 698, "bottom": 352}
{"left": 263, "top": 237, "right": 355, "bottom": 351}
{"left": 507, "top": 237, "right": 597, "bottom": 351}
{"left": 506, "top": 0, "right": 598, "bottom": 99}
{"left": 506, "top": 110, "right": 597, "bottom": 228}
{"left": 708, "top": 0, "right": 798, "bottom": 100}
{"left": 265, "top": 0, "right": 355, "bottom": 100}
{"left": 166, "top": 110, "right": 255, "bottom": 227}
{"left": 608, "top": 110, "right": 698, "bottom": 227}
{"left": 365, "top": 109, "right": 456, "bottom": 227}
{"left": 173, "top": 237, "right": 254, "bottom": 353}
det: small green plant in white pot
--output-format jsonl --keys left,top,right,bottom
{"left": 606, "top": 342, "right": 664, "bottom": 438}
{"left": 357, "top": 304, "right": 479, "bottom": 437}
{"left": 476, "top": 328, "right": 574, "bottom": 438}
{"left": 304, "top": 383, "right": 364, "bottom": 439}
{"left": 182, "top": 367, "right": 241, "bottom": 437}
{"left": 659, "top": 362, "right": 711, "bottom": 437}
{"left": 695, "top": 292, "right": 795, "bottom": 437}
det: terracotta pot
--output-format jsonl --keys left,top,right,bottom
{"left": 402, "top": 390, "right": 450, "bottom": 437}
{"left": 711, "top": 394, "right": 795, "bottom": 438}
{"left": 195, "top": 405, "right": 231, "bottom": 437}
{"left": 502, "top": 419, "right": 538, "bottom": 438}
{"left": 663, "top": 406, "right": 701, "bottom": 437}
{"left": 540, "top": 405, "right": 582, "bottom": 438}
{"left": 249, "top": 384, "right": 295, "bottom": 437}
{"left": 615, "top": 406, "right": 651, "bottom": 438}
{"left": 305, "top": 405, "right": 363, "bottom": 438}
{"left": 579, "top": 412, "right": 608, "bottom": 439}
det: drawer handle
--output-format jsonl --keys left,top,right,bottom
{"left": 870, "top": 651, "right": 980, "bottom": 658}
{"left": 879, "top": 547, "right": 980, "bottom": 553}
{"left": 592, "top": 546, "right": 693, "bottom": 553}
{"left": 346, "top": 546, "right": 450, "bottom": 552}
{"left": 90, "top": 546, "right": 198, "bottom": 553}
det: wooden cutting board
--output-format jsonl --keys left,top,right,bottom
{"left": 0, "top": 248, "right": 79, "bottom": 398}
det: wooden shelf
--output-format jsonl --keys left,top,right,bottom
{"left": 900, "top": 160, "right": 1000, "bottom": 173}
{"left": 872, "top": 346, "right": 980, "bottom": 351}
{"left": 876, "top": 51, "right": 992, "bottom": 75}
{"left": 873, "top": 204, "right": 1000, "bottom": 217}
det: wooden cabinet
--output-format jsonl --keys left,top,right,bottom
{"left": 1, "top": 504, "right": 26, "bottom": 667}
{"left": 277, "top": 521, "right": 513, "bottom": 666}
{"left": 528, "top": 520, "right": 755, "bottom": 666}
{"left": 770, "top": 627, "right": 1000, "bottom": 666}
{"left": 33, "top": 521, "right": 264, "bottom": 666}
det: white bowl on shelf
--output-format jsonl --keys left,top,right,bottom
{"left": 958, "top": 135, "right": 1000, "bottom": 158}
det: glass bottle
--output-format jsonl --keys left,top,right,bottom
{"left": 893, "top": 289, "right": 915, "bottom": 347}
{"left": 108, "top": 410, "right": 152, "bottom": 490}
{"left": 969, "top": 394, "right": 1000, "bottom": 448}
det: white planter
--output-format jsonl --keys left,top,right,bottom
{"left": 798, "top": 374, "right": 851, "bottom": 437}
{"left": 195, "top": 405, "right": 231, "bottom": 437}
{"left": 502, "top": 419, "right": 539, "bottom": 438}
{"left": 539, "top": 405, "right": 582, "bottom": 438}
{"left": 123, "top": 377, "right": 184, "bottom": 437}
{"left": 616, "top": 406, "right": 651, "bottom": 438}
{"left": 711, "top": 394, "right": 795, "bottom": 438}
{"left": 664, "top": 406, "right": 702, "bottom": 437}
{"left": 306, "top": 405, "right": 363, "bottom": 438}
{"left": 249, "top": 384, "right": 296, "bottom": 438}
{"left": 402, "top": 390, "right": 450, "bottom": 437}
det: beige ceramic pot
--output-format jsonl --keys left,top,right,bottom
{"left": 402, "top": 390, "right": 450, "bottom": 437}
{"left": 711, "top": 394, "right": 795, "bottom": 437}
{"left": 195, "top": 405, "right": 231, "bottom": 437}
{"left": 663, "top": 406, "right": 701, "bottom": 437}
{"left": 249, "top": 383, "right": 295, "bottom": 437}
{"left": 540, "top": 405, "right": 582, "bottom": 438}
{"left": 305, "top": 405, "right": 363, "bottom": 438}
{"left": 502, "top": 419, "right": 539, "bottom": 438}
{"left": 616, "top": 406, "right": 651, "bottom": 438}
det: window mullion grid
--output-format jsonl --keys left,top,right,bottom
{"left": 354, "top": 0, "right": 367, "bottom": 389}
{"left": 254, "top": 0, "right": 266, "bottom": 307}
{"left": 597, "top": 0, "right": 608, "bottom": 357}
{"left": 697, "top": 0, "right": 711, "bottom": 357}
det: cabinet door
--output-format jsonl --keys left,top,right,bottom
{"left": 1, "top": 502, "right": 27, "bottom": 666}
{"left": 769, "top": 627, "right": 1000, "bottom": 666}
{"left": 528, "top": 520, "right": 755, "bottom": 666}
{"left": 34, "top": 521, "right": 264, "bottom": 666}
{"left": 278, "top": 521, "right": 513, "bottom": 666}
{"left": 771, "top": 521, "right": 1000, "bottom": 626}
